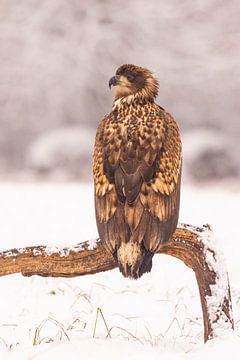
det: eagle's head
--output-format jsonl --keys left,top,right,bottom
{"left": 109, "top": 64, "right": 159, "bottom": 101}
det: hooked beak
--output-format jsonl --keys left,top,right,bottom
{"left": 109, "top": 76, "right": 118, "bottom": 89}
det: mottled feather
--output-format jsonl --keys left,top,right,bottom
{"left": 93, "top": 64, "right": 182, "bottom": 279}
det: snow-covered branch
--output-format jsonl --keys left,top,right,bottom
{"left": 0, "top": 224, "right": 234, "bottom": 342}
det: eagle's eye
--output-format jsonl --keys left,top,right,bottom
{"left": 127, "top": 74, "right": 135, "bottom": 82}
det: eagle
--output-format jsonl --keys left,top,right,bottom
{"left": 93, "top": 64, "right": 182, "bottom": 279}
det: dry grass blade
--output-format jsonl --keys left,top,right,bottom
{"left": 33, "top": 317, "right": 69, "bottom": 346}
{"left": 93, "top": 307, "right": 111, "bottom": 339}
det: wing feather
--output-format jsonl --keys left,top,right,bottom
{"left": 93, "top": 106, "right": 182, "bottom": 254}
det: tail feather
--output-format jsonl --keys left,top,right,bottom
{"left": 114, "top": 242, "right": 153, "bottom": 279}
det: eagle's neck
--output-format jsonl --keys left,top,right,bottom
{"left": 112, "top": 95, "right": 145, "bottom": 111}
{"left": 115, "top": 94, "right": 156, "bottom": 111}
{"left": 112, "top": 76, "right": 158, "bottom": 111}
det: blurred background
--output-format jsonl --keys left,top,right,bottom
{"left": 0, "top": 0, "right": 239, "bottom": 187}
{"left": 1, "top": 2, "right": 240, "bottom": 355}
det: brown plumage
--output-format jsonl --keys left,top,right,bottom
{"left": 93, "top": 64, "right": 182, "bottom": 279}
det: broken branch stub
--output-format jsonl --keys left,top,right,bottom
{"left": 0, "top": 223, "right": 234, "bottom": 342}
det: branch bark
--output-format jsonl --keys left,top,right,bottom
{"left": 0, "top": 223, "right": 234, "bottom": 342}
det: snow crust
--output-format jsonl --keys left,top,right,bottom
{"left": 179, "top": 223, "right": 233, "bottom": 336}
{"left": 200, "top": 227, "right": 232, "bottom": 336}
{"left": 44, "top": 238, "right": 98, "bottom": 257}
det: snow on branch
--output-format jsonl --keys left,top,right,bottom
{"left": 0, "top": 224, "right": 234, "bottom": 342}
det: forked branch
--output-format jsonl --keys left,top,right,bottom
{"left": 0, "top": 223, "right": 234, "bottom": 342}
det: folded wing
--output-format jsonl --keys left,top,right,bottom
{"left": 93, "top": 108, "right": 182, "bottom": 254}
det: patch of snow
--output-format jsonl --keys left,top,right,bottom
{"left": 87, "top": 238, "right": 98, "bottom": 251}
{"left": 44, "top": 241, "right": 98, "bottom": 257}
{"left": 3, "top": 251, "right": 17, "bottom": 258}
{"left": 18, "top": 248, "right": 29, "bottom": 255}
{"left": 187, "top": 223, "right": 234, "bottom": 336}
{"left": 201, "top": 230, "right": 233, "bottom": 336}
{"left": 32, "top": 249, "right": 42, "bottom": 257}
{"left": 68, "top": 244, "right": 84, "bottom": 253}
{"left": 0, "top": 183, "right": 239, "bottom": 359}
{"left": 177, "top": 222, "right": 234, "bottom": 336}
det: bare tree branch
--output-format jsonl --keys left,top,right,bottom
{"left": 0, "top": 223, "right": 234, "bottom": 342}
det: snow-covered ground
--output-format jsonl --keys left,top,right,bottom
{"left": 0, "top": 183, "right": 239, "bottom": 359}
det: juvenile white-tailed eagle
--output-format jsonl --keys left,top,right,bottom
{"left": 93, "top": 64, "right": 182, "bottom": 279}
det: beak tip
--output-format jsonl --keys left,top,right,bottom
{"left": 109, "top": 76, "right": 118, "bottom": 89}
